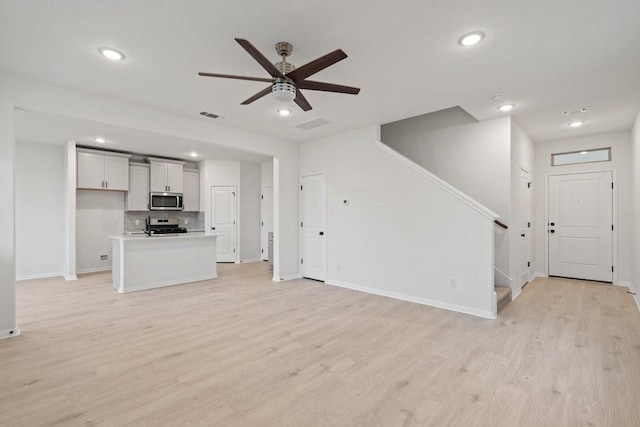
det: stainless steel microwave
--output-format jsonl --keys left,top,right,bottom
{"left": 149, "top": 192, "right": 183, "bottom": 211}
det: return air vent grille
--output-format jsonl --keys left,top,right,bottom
{"left": 294, "top": 117, "right": 330, "bottom": 130}
{"left": 200, "top": 111, "right": 220, "bottom": 119}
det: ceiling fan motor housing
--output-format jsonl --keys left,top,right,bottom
{"left": 272, "top": 77, "right": 296, "bottom": 102}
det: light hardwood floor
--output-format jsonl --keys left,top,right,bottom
{"left": 1, "top": 263, "right": 639, "bottom": 426}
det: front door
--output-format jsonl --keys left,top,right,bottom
{"left": 548, "top": 172, "right": 613, "bottom": 282}
{"left": 261, "top": 186, "right": 273, "bottom": 261}
{"left": 301, "top": 173, "right": 326, "bottom": 281}
{"left": 211, "top": 186, "right": 236, "bottom": 263}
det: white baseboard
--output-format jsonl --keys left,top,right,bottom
{"left": 16, "top": 272, "right": 63, "bottom": 281}
{"left": 274, "top": 274, "right": 301, "bottom": 282}
{"left": 76, "top": 267, "right": 111, "bottom": 274}
{"left": 535, "top": 272, "right": 548, "bottom": 278}
{"left": 239, "top": 258, "right": 261, "bottom": 263}
{"left": 615, "top": 281, "right": 631, "bottom": 287}
{"left": 0, "top": 327, "right": 21, "bottom": 340}
{"left": 326, "top": 279, "right": 495, "bottom": 320}
{"left": 511, "top": 287, "right": 522, "bottom": 300}
{"left": 63, "top": 274, "right": 78, "bottom": 281}
{"left": 116, "top": 273, "right": 218, "bottom": 294}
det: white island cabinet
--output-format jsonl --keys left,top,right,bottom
{"left": 110, "top": 233, "right": 219, "bottom": 293}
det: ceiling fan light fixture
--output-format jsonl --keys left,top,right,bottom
{"left": 458, "top": 31, "right": 485, "bottom": 47}
{"left": 98, "top": 47, "right": 125, "bottom": 61}
{"left": 272, "top": 80, "right": 296, "bottom": 102}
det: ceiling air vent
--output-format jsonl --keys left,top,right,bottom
{"left": 294, "top": 117, "right": 330, "bottom": 130}
{"left": 199, "top": 111, "right": 220, "bottom": 119}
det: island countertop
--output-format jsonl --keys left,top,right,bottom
{"left": 110, "top": 231, "right": 221, "bottom": 241}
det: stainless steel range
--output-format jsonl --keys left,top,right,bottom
{"left": 145, "top": 217, "right": 187, "bottom": 235}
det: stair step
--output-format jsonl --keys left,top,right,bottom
{"left": 495, "top": 285, "right": 512, "bottom": 313}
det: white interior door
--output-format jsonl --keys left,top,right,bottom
{"left": 261, "top": 186, "right": 274, "bottom": 261}
{"left": 211, "top": 186, "right": 236, "bottom": 263}
{"left": 548, "top": 172, "right": 613, "bottom": 282}
{"left": 301, "top": 173, "right": 326, "bottom": 281}
{"left": 520, "top": 169, "right": 532, "bottom": 286}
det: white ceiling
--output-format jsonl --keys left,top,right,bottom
{"left": 14, "top": 110, "right": 271, "bottom": 163}
{"left": 2, "top": 0, "right": 640, "bottom": 146}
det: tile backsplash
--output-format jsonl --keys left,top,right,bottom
{"left": 124, "top": 211, "right": 205, "bottom": 233}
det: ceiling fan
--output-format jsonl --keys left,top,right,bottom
{"left": 198, "top": 38, "right": 360, "bottom": 111}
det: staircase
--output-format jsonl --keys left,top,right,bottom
{"left": 495, "top": 285, "right": 512, "bottom": 313}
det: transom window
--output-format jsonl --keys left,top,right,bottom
{"left": 551, "top": 147, "right": 611, "bottom": 166}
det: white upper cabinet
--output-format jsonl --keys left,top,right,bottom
{"left": 148, "top": 159, "right": 184, "bottom": 193}
{"left": 183, "top": 169, "right": 200, "bottom": 212}
{"left": 126, "top": 163, "right": 150, "bottom": 211}
{"left": 77, "top": 149, "right": 130, "bottom": 191}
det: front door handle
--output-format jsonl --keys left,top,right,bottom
{"left": 319, "top": 231, "right": 324, "bottom": 236}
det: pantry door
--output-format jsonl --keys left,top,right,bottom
{"left": 211, "top": 186, "right": 236, "bottom": 263}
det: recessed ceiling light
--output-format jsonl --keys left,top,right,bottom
{"left": 94, "top": 137, "right": 107, "bottom": 143}
{"left": 569, "top": 121, "right": 585, "bottom": 128}
{"left": 277, "top": 108, "right": 291, "bottom": 116}
{"left": 458, "top": 31, "right": 485, "bottom": 47}
{"left": 498, "top": 104, "right": 515, "bottom": 112}
{"left": 98, "top": 47, "right": 125, "bottom": 61}
{"left": 580, "top": 151, "right": 588, "bottom": 155}
{"left": 189, "top": 152, "right": 198, "bottom": 158}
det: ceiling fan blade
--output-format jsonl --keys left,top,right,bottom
{"left": 293, "top": 90, "right": 312, "bottom": 111}
{"left": 287, "top": 49, "right": 348, "bottom": 82}
{"left": 198, "top": 72, "right": 273, "bottom": 83}
{"left": 235, "top": 38, "right": 284, "bottom": 79}
{"left": 297, "top": 80, "right": 360, "bottom": 95}
{"left": 241, "top": 86, "right": 272, "bottom": 105}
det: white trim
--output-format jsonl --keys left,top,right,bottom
{"left": 631, "top": 288, "right": 640, "bottom": 312}
{"left": 511, "top": 287, "right": 522, "bottom": 300}
{"left": 115, "top": 273, "right": 217, "bottom": 293}
{"left": 76, "top": 267, "right": 112, "bottom": 274}
{"left": 615, "top": 281, "right": 631, "bottom": 287}
{"left": 63, "top": 274, "right": 78, "bottom": 281}
{"left": 535, "top": 272, "right": 548, "bottom": 278}
{"left": 327, "top": 279, "right": 496, "bottom": 319}
{"left": 238, "top": 258, "right": 262, "bottom": 263}
{"left": 274, "top": 274, "right": 301, "bottom": 282}
{"left": 16, "top": 272, "right": 63, "bottom": 281}
{"left": 376, "top": 141, "right": 499, "bottom": 220}
{"left": 0, "top": 327, "right": 21, "bottom": 340}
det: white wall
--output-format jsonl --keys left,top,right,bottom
{"left": 381, "top": 116, "right": 512, "bottom": 284}
{"left": 261, "top": 160, "right": 274, "bottom": 187}
{"left": 15, "top": 141, "right": 65, "bottom": 280}
{"left": 630, "top": 111, "right": 640, "bottom": 304}
{"left": 300, "top": 125, "right": 497, "bottom": 318}
{"left": 0, "top": 101, "right": 17, "bottom": 338}
{"left": 76, "top": 190, "right": 124, "bottom": 272}
{"left": 533, "top": 131, "right": 632, "bottom": 283}
{"left": 239, "top": 161, "right": 261, "bottom": 262}
{"left": 510, "top": 120, "right": 535, "bottom": 293}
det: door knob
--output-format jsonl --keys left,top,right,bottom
{"left": 319, "top": 231, "right": 324, "bottom": 236}
{"left": 550, "top": 222, "right": 555, "bottom": 226}
{"left": 550, "top": 229, "right": 555, "bottom": 233}
{"left": 211, "top": 227, "right": 216, "bottom": 230}
{"left": 521, "top": 233, "right": 525, "bottom": 237}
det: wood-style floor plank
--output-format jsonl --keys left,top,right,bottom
{"left": 1, "top": 264, "right": 639, "bottom": 426}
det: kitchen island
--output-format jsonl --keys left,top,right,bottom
{"left": 109, "top": 233, "right": 219, "bottom": 293}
